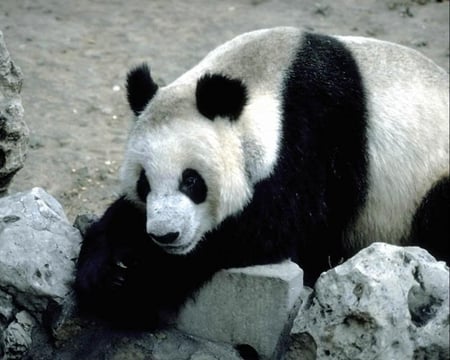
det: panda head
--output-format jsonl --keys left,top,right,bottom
{"left": 120, "top": 63, "right": 277, "bottom": 255}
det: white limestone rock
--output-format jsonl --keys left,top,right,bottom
{"left": 0, "top": 187, "right": 81, "bottom": 321}
{"left": 291, "top": 242, "right": 450, "bottom": 360}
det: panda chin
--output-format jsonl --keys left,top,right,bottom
{"left": 157, "top": 241, "right": 196, "bottom": 255}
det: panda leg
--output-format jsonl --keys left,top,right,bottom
{"left": 75, "top": 197, "right": 161, "bottom": 327}
{"left": 410, "top": 176, "right": 449, "bottom": 264}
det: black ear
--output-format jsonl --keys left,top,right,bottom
{"left": 195, "top": 73, "right": 248, "bottom": 121}
{"left": 126, "top": 63, "right": 159, "bottom": 116}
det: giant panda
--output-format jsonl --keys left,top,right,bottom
{"left": 75, "top": 27, "right": 449, "bottom": 329}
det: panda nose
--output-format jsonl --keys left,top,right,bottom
{"left": 149, "top": 232, "right": 180, "bottom": 245}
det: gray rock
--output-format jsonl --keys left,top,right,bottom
{"left": 291, "top": 242, "right": 450, "bottom": 360}
{"left": 2, "top": 311, "right": 35, "bottom": 360}
{"left": 0, "top": 289, "right": 15, "bottom": 326}
{"left": 284, "top": 286, "right": 315, "bottom": 360}
{"left": 73, "top": 213, "right": 99, "bottom": 237}
{"left": 0, "top": 187, "right": 81, "bottom": 322}
{"left": 148, "top": 330, "right": 243, "bottom": 360}
{"left": 0, "top": 31, "right": 29, "bottom": 194}
{"left": 189, "top": 351, "right": 219, "bottom": 360}
{"left": 29, "top": 325, "right": 243, "bottom": 360}
{"left": 178, "top": 261, "right": 303, "bottom": 360}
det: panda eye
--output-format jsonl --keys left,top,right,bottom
{"left": 179, "top": 168, "right": 207, "bottom": 204}
{"left": 136, "top": 169, "right": 151, "bottom": 202}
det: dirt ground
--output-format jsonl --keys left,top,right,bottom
{"left": 1, "top": 0, "right": 448, "bottom": 223}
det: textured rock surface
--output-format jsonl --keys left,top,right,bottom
{"left": 291, "top": 242, "right": 450, "bottom": 360}
{"left": 2, "top": 311, "right": 35, "bottom": 360}
{"left": 0, "top": 31, "right": 28, "bottom": 194}
{"left": 0, "top": 187, "right": 81, "bottom": 357}
{"left": 178, "top": 261, "right": 303, "bottom": 360}
{"left": 28, "top": 321, "right": 245, "bottom": 360}
{"left": 0, "top": 187, "right": 81, "bottom": 314}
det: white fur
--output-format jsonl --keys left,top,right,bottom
{"left": 169, "top": 27, "right": 301, "bottom": 185}
{"left": 238, "top": 92, "right": 282, "bottom": 183}
{"left": 339, "top": 36, "right": 449, "bottom": 249}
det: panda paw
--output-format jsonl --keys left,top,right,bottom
{"left": 104, "top": 250, "right": 142, "bottom": 291}
{"left": 76, "top": 243, "right": 138, "bottom": 296}
{"left": 75, "top": 247, "right": 145, "bottom": 325}
{"left": 75, "top": 225, "right": 142, "bottom": 313}
{"left": 109, "top": 259, "right": 128, "bottom": 288}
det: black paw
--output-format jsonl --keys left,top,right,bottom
{"left": 105, "top": 251, "right": 141, "bottom": 291}
{"left": 76, "top": 245, "right": 140, "bottom": 296}
{"left": 75, "top": 244, "right": 142, "bottom": 322}
{"left": 109, "top": 259, "right": 128, "bottom": 288}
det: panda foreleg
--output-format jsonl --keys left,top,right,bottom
{"left": 75, "top": 197, "right": 162, "bottom": 328}
{"left": 410, "top": 176, "right": 449, "bottom": 264}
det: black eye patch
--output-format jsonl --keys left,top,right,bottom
{"left": 136, "top": 169, "right": 151, "bottom": 202}
{"left": 179, "top": 169, "right": 207, "bottom": 204}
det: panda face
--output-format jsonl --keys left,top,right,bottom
{"left": 121, "top": 114, "right": 253, "bottom": 254}
{"left": 121, "top": 67, "right": 255, "bottom": 254}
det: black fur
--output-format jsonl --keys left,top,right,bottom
{"left": 275, "top": 32, "right": 369, "bottom": 282}
{"left": 127, "top": 63, "right": 158, "bottom": 116}
{"left": 410, "top": 176, "right": 449, "bottom": 264}
{"left": 179, "top": 168, "right": 207, "bottom": 204}
{"left": 136, "top": 169, "right": 151, "bottom": 202}
{"left": 75, "top": 33, "right": 370, "bottom": 330}
{"left": 196, "top": 73, "right": 248, "bottom": 121}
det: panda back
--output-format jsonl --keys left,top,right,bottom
{"left": 339, "top": 36, "right": 449, "bottom": 248}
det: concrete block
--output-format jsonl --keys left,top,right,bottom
{"left": 177, "top": 260, "right": 303, "bottom": 359}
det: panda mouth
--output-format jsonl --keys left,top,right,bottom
{"left": 147, "top": 221, "right": 202, "bottom": 255}
{"left": 158, "top": 241, "right": 194, "bottom": 255}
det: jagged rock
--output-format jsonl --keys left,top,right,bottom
{"left": 0, "top": 31, "right": 29, "bottom": 194}
{"left": 2, "top": 311, "right": 35, "bottom": 360}
{"left": 0, "top": 187, "right": 81, "bottom": 356}
{"left": 291, "top": 242, "right": 450, "bottom": 360}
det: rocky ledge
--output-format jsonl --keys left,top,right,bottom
{"left": 0, "top": 188, "right": 448, "bottom": 359}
